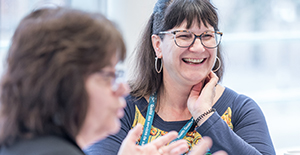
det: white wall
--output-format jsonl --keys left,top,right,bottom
{"left": 106, "top": 0, "right": 156, "bottom": 66}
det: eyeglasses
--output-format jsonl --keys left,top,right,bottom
{"left": 98, "top": 70, "right": 125, "bottom": 90}
{"left": 158, "top": 30, "right": 223, "bottom": 48}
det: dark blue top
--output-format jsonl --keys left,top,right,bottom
{"left": 84, "top": 87, "right": 275, "bottom": 155}
{"left": 0, "top": 135, "right": 84, "bottom": 155}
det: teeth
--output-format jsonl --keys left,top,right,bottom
{"left": 183, "top": 58, "right": 204, "bottom": 64}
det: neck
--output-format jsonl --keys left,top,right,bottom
{"left": 156, "top": 78, "right": 193, "bottom": 121}
{"left": 76, "top": 124, "right": 106, "bottom": 149}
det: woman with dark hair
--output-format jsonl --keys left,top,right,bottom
{"left": 86, "top": 0, "right": 275, "bottom": 155}
{"left": 0, "top": 7, "right": 204, "bottom": 155}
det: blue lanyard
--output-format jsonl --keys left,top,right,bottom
{"left": 139, "top": 92, "right": 194, "bottom": 145}
{"left": 139, "top": 92, "right": 157, "bottom": 145}
{"left": 171, "top": 117, "right": 194, "bottom": 143}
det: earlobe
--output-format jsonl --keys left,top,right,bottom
{"left": 151, "top": 34, "right": 162, "bottom": 58}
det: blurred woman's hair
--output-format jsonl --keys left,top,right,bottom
{"left": 0, "top": 7, "right": 126, "bottom": 146}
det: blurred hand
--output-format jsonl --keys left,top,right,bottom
{"left": 118, "top": 124, "right": 189, "bottom": 155}
{"left": 189, "top": 136, "right": 227, "bottom": 155}
{"left": 187, "top": 71, "right": 219, "bottom": 126}
{"left": 118, "top": 124, "right": 227, "bottom": 155}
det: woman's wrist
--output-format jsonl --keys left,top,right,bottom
{"left": 193, "top": 108, "right": 216, "bottom": 126}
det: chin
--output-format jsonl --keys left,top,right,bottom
{"left": 188, "top": 75, "right": 206, "bottom": 83}
{"left": 108, "top": 119, "right": 121, "bottom": 135}
{"left": 187, "top": 70, "right": 208, "bottom": 79}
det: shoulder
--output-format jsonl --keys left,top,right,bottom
{"left": 120, "top": 95, "right": 148, "bottom": 129}
{"left": 225, "top": 87, "right": 260, "bottom": 111}
{"left": 125, "top": 94, "right": 147, "bottom": 105}
{"left": 125, "top": 94, "right": 138, "bottom": 105}
{"left": 0, "top": 136, "right": 84, "bottom": 155}
{"left": 215, "top": 87, "right": 262, "bottom": 117}
{"left": 125, "top": 94, "right": 148, "bottom": 114}
{"left": 218, "top": 87, "right": 266, "bottom": 124}
{"left": 216, "top": 87, "right": 258, "bottom": 108}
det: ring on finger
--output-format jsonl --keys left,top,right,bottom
{"left": 158, "top": 148, "right": 163, "bottom": 154}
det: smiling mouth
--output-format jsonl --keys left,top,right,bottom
{"left": 182, "top": 58, "right": 206, "bottom": 64}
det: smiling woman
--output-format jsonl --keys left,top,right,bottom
{"left": 85, "top": 0, "right": 276, "bottom": 155}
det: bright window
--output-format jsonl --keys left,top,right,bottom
{"left": 212, "top": 0, "right": 300, "bottom": 153}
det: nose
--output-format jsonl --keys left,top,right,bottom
{"left": 114, "top": 82, "right": 130, "bottom": 97}
{"left": 189, "top": 36, "right": 205, "bottom": 52}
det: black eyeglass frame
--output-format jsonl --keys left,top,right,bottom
{"left": 158, "top": 30, "right": 223, "bottom": 49}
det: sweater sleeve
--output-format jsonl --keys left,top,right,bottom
{"left": 196, "top": 95, "right": 275, "bottom": 155}
{"left": 83, "top": 96, "right": 136, "bottom": 155}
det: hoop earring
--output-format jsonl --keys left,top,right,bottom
{"left": 213, "top": 57, "right": 221, "bottom": 72}
{"left": 155, "top": 57, "right": 163, "bottom": 73}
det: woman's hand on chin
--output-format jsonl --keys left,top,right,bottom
{"left": 187, "top": 71, "right": 219, "bottom": 126}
